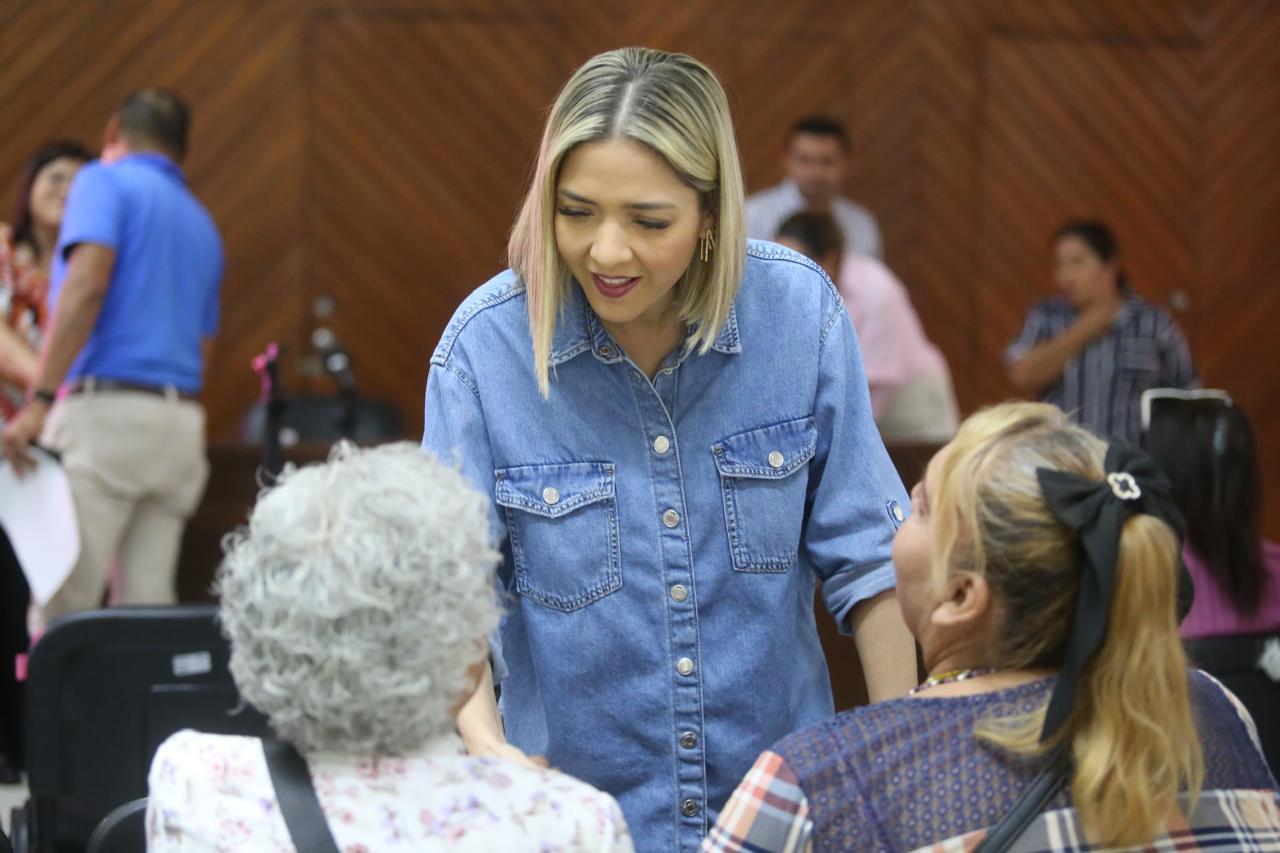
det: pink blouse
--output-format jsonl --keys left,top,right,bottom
{"left": 1180, "top": 540, "right": 1280, "bottom": 639}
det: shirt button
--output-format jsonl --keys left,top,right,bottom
{"left": 542, "top": 486, "right": 560, "bottom": 505}
{"left": 669, "top": 584, "right": 688, "bottom": 603}
{"left": 893, "top": 503, "right": 905, "bottom": 522}
{"left": 599, "top": 345, "right": 614, "bottom": 357}
{"left": 680, "top": 731, "right": 698, "bottom": 749}
{"left": 662, "top": 509, "right": 681, "bottom": 528}
{"left": 681, "top": 798, "right": 700, "bottom": 817}
{"left": 653, "top": 435, "right": 671, "bottom": 455}
{"left": 767, "top": 450, "right": 785, "bottom": 469}
{"left": 676, "top": 657, "right": 694, "bottom": 676}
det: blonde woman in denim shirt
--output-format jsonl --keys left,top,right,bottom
{"left": 424, "top": 47, "right": 917, "bottom": 852}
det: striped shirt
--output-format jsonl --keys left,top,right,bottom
{"left": 1005, "top": 293, "right": 1195, "bottom": 443}
{"left": 745, "top": 180, "right": 883, "bottom": 258}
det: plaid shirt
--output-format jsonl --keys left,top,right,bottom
{"left": 1005, "top": 293, "right": 1195, "bottom": 443}
{"left": 704, "top": 753, "right": 1280, "bottom": 853}
{"left": 704, "top": 677, "right": 1276, "bottom": 853}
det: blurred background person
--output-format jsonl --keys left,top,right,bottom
{"left": 745, "top": 116, "right": 882, "bottom": 258}
{"left": 0, "top": 141, "right": 92, "bottom": 407}
{"left": 1006, "top": 220, "right": 1195, "bottom": 443}
{"left": 146, "top": 442, "right": 633, "bottom": 851}
{"left": 0, "top": 139, "right": 91, "bottom": 784}
{"left": 1144, "top": 389, "right": 1280, "bottom": 774}
{"left": 708, "top": 403, "right": 1277, "bottom": 852}
{"left": 775, "top": 210, "right": 958, "bottom": 443}
{"left": 2, "top": 89, "right": 222, "bottom": 627}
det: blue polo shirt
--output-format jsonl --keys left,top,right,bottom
{"left": 51, "top": 152, "right": 222, "bottom": 392}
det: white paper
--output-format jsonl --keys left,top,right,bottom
{"left": 0, "top": 448, "right": 80, "bottom": 605}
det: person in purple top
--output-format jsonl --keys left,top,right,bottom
{"left": 1143, "top": 389, "right": 1280, "bottom": 775}
{"left": 2, "top": 88, "right": 222, "bottom": 625}
{"left": 709, "top": 402, "right": 1277, "bottom": 852}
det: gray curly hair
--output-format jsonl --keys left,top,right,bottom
{"left": 215, "top": 441, "right": 500, "bottom": 755}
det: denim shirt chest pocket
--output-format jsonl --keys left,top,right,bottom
{"left": 713, "top": 415, "right": 818, "bottom": 572}
{"left": 494, "top": 461, "right": 621, "bottom": 612}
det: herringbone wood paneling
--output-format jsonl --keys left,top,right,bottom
{"left": 977, "top": 35, "right": 1200, "bottom": 377}
{"left": 1, "top": 0, "right": 1276, "bottom": 535}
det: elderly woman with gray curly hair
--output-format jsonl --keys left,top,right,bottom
{"left": 144, "top": 442, "right": 634, "bottom": 852}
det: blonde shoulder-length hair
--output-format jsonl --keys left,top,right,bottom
{"left": 508, "top": 46, "right": 746, "bottom": 397}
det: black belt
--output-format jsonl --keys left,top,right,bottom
{"left": 65, "top": 378, "right": 199, "bottom": 401}
{"left": 1185, "top": 633, "right": 1279, "bottom": 675}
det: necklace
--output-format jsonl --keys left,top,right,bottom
{"left": 909, "top": 667, "right": 996, "bottom": 695}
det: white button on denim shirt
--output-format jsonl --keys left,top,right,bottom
{"left": 423, "top": 240, "right": 908, "bottom": 853}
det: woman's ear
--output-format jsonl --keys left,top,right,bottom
{"left": 930, "top": 571, "right": 992, "bottom": 631}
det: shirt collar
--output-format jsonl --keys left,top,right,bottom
{"left": 120, "top": 151, "right": 186, "bottom": 183}
{"left": 548, "top": 281, "right": 742, "bottom": 367}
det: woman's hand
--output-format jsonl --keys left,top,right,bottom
{"left": 455, "top": 661, "right": 550, "bottom": 770}
{"left": 464, "top": 735, "right": 550, "bottom": 770}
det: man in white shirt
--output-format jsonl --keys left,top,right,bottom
{"left": 746, "top": 116, "right": 882, "bottom": 258}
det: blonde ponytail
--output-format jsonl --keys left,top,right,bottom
{"left": 945, "top": 404, "right": 1204, "bottom": 847}
{"left": 1067, "top": 514, "right": 1202, "bottom": 844}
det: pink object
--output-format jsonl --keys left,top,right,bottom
{"left": 836, "top": 255, "right": 951, "bottom": 419}
{"left": 1180, "top": 540, "right": 1280, "bottom": 639}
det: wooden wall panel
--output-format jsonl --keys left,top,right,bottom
{"left": 1199, "top": 0, "right": 1280, "bottom": 539}
{"left": 0, "top": 0, "right": 1276, "bottom": 535}
{"left": 306, "top": 12, "right": 560, "bottom": 436}
{"left": 976, "top": 36, "right": 1201, "bottom": 375}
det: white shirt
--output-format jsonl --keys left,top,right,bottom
{"left": 146, "top": 730, "right": 635, "bottom": 852}
{"left": 744, "top": 180, "right": 883, "bottom": 258}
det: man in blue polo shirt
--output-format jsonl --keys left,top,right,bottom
{"left": 2, "top": 89, "right": 222, "bottom": 621}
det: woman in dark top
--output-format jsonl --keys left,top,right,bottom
{"left": 1144, "top": 390, "right": 1280, "bottom": 775}
{"left": 0, "top": 140, "right": 91, "bottom": 782}
{"left": 708, "top": 402, "right": 1278, "bottom": 852}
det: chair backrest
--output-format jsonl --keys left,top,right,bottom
{"left": 84, "top": 799, "right": 146, "bottom": 853}
{"left": 24, "top": 606, "right": 271, "bottom": 852}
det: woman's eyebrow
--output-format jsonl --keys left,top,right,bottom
{"left": 557, "top": 188, "right": 675, "bottom": 211}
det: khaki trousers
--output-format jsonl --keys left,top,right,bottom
{"left": 37, "top": 387, "right": 209, "bottom": 625}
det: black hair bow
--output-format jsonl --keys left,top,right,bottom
{"left": 1034, "top": 441, "right": 1184, "bottom": 742}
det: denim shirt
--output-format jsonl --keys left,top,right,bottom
{"left": 423, "top": 240, "right": 908, "bottom": 853}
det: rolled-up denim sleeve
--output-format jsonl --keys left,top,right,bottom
{"left": 423, "top": 359, "right": 511, "bottom": 681}
{"left": 804, "top": 294, "right": 910, "bottom": 635}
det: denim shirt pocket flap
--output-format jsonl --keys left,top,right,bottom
{"left": 495, "top": 461, "right": 615, "bottom": 519}
{"left": 712, "top": 416, "right": 818, "bottom": 480}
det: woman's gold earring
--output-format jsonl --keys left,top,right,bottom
{"left": 699, "top": 229, "right": 716, "bottom": 262}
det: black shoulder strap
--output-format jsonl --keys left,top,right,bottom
{"left": 973, "top": 746, "right": 1069, "bottom": 853}
{"left": 262, "top": 739, "right": 342, "bottom": 853}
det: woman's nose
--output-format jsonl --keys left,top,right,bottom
{"left": 589, "top": 221, "right": 633, "bottom": 267}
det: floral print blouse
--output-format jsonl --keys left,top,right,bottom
{"left": 146, "top": 730, "right": 635, "bottom": 852}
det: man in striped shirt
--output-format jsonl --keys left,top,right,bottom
{"left": 745, "top": 116, "right": 882, "bottom": 259}
{"left": 1005, "top": 220, "right": 1195, "bottom": 443}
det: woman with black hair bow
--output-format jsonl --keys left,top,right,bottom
{"left": 707, "top": 402, "right": 1278, "bottom": 852}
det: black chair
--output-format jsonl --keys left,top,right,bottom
{"left": 11, "top": 606, "right": 270, "bottom": 853}
{"left": 84, "top": 798, "right": 146, "bottom": 853}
